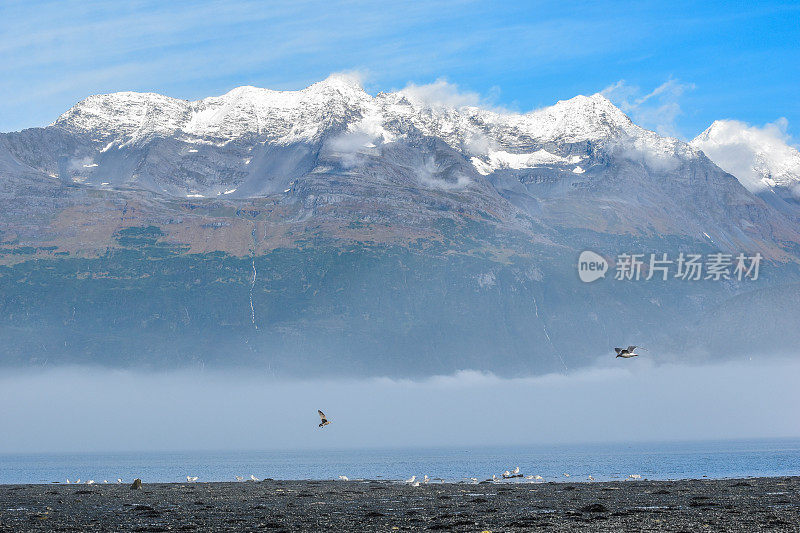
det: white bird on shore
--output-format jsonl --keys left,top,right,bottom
{"left": 411, "top": 481, "right": 420, "bottom": 487}
{"left": 469, "top": 477, "right": 478, "bottom": 483}
{"left": 66, "top": 479, "right": 70, "bottom": 484}
{"left": 628, "top": 474, "right": 642, "bottom": 480}
{"left": 86, "top": 480, "right": 94, "bottom": 485}
{"left": 405, "top": 476, "right": 416, "bottom": 483}
{"left": 235, "top": 476, "right": 244, "bottom": 482}
{"left": 423, "top": 475, "right": 429, "bottom": 484}
{"left": 534, "top": 475, "right": 544, "bottom": 480}
{"left": 503, "top": 470, "right": 511, "bottom": 478}
{"left": 492, "top": 474, "right": 498, "bottom": 482}
{"left": 117, "top": 478, "right": 123, "bottom": 484}
{"left": 513, "top": 466, "right": 520, "bottom": 475}
{"left": 250, "top": 475, "right": 259, "bottom": 481}
{"left": 103, "top": 480, "right": 108, "bottom": 484}
{"left": 187, "top": 476, "right": 198, "bottom": 482}
{"left": 76, "top": 479, "right": 81, "bottom": 484}
{"left": 563, "top": 473, "right": 570, "bottom": 478}
{"left": 338, "top": 476, "right": 349, "bottom": 481}
{"left": 588, "top": 476, "right": 595, "bottom": 481}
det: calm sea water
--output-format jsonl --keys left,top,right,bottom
{"left": 1, "top": 439, "right": 798, "bottom": 485}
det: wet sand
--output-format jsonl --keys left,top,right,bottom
{"left": 1, "top": 476, "right": 798, "bottom": 531}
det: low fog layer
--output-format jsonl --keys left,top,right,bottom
{"left": 1, "top": 358, "right": 799, "bottom": 454}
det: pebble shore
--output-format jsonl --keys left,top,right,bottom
{"left": 1, "top": 476, "right": 798, "bottom": 531}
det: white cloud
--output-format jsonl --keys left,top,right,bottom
{"left": 399, "top": 78, "right": 485, "bottom": 109}
{"left": 415, "top": 156, "right": 472, "bottom": 189}
{"left": 602, "top": 78, "right": 695, "bottom": 138}
{"left": 324, "top": 131, "right": 379, "bottom": 168}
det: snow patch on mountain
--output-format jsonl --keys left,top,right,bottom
{"left": 471, "top": 150, "right": 582, "bottom": 175}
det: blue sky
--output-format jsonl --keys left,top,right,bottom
{"left": 0, "top": 0, "right": 798, "bottom": 139}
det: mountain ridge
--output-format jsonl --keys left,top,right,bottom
{"left": 1, "top": 78, "right": 800, "bottom": 374}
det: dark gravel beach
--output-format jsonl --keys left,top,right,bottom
{"left": 1, "top": 476, "right": 798, "bottom": 532}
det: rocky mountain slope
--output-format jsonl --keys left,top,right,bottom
{"left": 1, "top": 76, "right": 799, "bottom": 375}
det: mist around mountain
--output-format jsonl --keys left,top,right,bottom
{"left": 1, "top": 75, "right": 799, "bottom": 376}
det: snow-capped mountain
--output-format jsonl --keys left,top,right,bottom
{"left": 2, "top": 76, "right": 800, "bottom": 374}
{"left": 691, "top": 120, "right": 800, "bottom": 218}
{"left": 3, "top": 74, "right": 796, "bottom": 253}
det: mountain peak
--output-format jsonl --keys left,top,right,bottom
{"left": 691, "top": 119, "right": 800, "bottom": 197}
{"left": 521, "top": 92, "right": 633, "bottom": 142}
{"left": 303, "top": 73, "right": 367, "bottom": 99}
{"left": 550, "top": 93, "right": 628, "bottom": 120}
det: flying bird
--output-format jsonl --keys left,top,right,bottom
{"left": 318, "top": 410, "right": 331, "bottom": 428}
{"left": 615, "top": 345, "right": 645, "bottom": 358}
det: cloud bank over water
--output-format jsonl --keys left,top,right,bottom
{"left": 1, "top": 358, "right": 798, "bottom": 454}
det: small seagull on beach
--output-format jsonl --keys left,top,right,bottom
{"left": 250, "top": 475, "right": 259, "bottom": 481}
{"left": 86, "top": 480, "right": 94, "bottom": 485}
{"left": 318, "top": 410, "right": 331, "bottom": 428}
{"left": 405, "top": 476, "right": 416, "bottom": 483}
{"left": 338, "top": 475, "right": 349, "bottom": 481}
{"left": 117, "top": 478, "right": 123, "bottom": 484}
{"left": 588, "top": 476, "right": 595, "bottom": 481}
{"left": 615, "top": 346, "right": 646, "bottom": 358}
{"left": 423, "top": 475, "right": 430, "bottom": 484}
{"left": 469, "top": 477, "right": 479, "bottom": 483}
{"left": 76, "top": 479, "right": 81, "bottom": 484}
{"left": 187, "top": 476, "right": 198, "bottom": 482}
{"left": 628, "top": 474, "right": 642, "bottom": 480}
{"left": 513, "top": 467, "right": 520, "bottom": 475}
{"left": 103, "top": 480, "right": 108, "bottom": 484}
{"left": 235, "top": 476, "right": 244, "bottom": 482}
{"left": 411, "top": 481, "right": 420, "bottom": 487}
{"left": 66, "top": 479, "right": 70, "bottom": 484}
{"left": 492, "top": 474, "right": 499, "bottom": 482}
